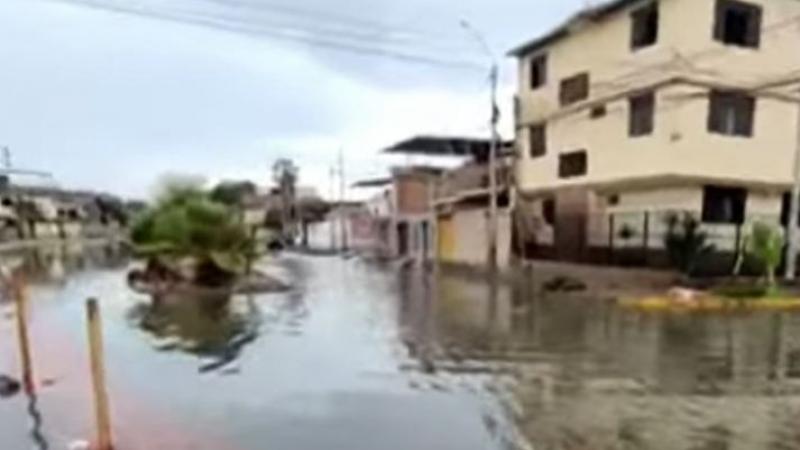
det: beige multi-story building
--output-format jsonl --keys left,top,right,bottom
{"left": 511, "top": 0, "right": 800, "bottom": 261}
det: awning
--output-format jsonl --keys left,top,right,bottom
{"left": 351, "top": 178, "right": 392, "bottom": 189}
{"left": 382, "top": 136, "right": 513, "bottom": 160}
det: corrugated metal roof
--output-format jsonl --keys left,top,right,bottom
{"left": 382, "top": 135, "right": 513, "bottom": 158}
{"left": 352, "top": 178, "right": 393, "bottom": 188}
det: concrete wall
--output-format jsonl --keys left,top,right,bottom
{"left": 525, "top": 184, "right": 790, "bottom": 253}
{"left": 62, "top": 222, "right": 82, "bottom": 239}
{"left": 437, "top": 207, "right": 512, "bottom": 268}
{"left": 514, "top": 0, "right": 800, "bottom": 193}
{"left": 307, "top": 213, "right": 388, "bottom": 254}
{"left": 394, "top": 175, "right": 432, "bottom": 215}
{"left": 33, "top": 222, "right": 59, "bottom": 239}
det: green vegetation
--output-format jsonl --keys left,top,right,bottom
{"left": 130, "top": 184, "right": 255, "bottom": 287}
{"left": 664, "top": 213, "right": 714, "bottom": 277}
{"left": 744, "top": 221, "right": 784, "bottom": 296}
{"left": 712, "top": 283, "right": 769, "bottom": 300}
{"left": 209, "top": 181, "right": 257, "bottom": 208}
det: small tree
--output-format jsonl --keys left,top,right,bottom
{"left": 664, "top": 213, "right": 714, "bottom": 277}
{"left": 130, "top": 184, "right": 255, "bottom": 287}
{"left": 746, "top": 222, "right": 784, "bottom": 295}
{"left": 210, "top": 181, "right": 257, "bottom": 208}
{"left": 272, "top": 159, "right": 298, "bottom": 241}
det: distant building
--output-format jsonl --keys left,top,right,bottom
{"left": 344, "top": 136, "right": 514, "bottom": 267}
{"left": 307, "top": 202, "right": 376, "bottom": 252}
{"left": 384, "top": 136, "right": 514, "bottom": 267}
{"left": 0, "top": 168, "right": 126, "bottom": 241}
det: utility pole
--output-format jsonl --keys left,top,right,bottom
{"left": 329, "top": 166, "right": 336, "bottom": 251}
{"left": 487, "top": 64, "right": 500, "bottom": 273}
{"left": 785, "top": 106, "right": 800, "bottom": 280}
{"left": 1, "top": 146, "right": 10, "bottom": 170}
{"left": 461, "top": 20, "right": 500, "bottom": 273}
{"left": 339, "top": 148, "right": 348, "bottom": 252}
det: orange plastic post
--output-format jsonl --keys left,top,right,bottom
{"left": 13, "top": 275, "right": 35, "bottom": 395}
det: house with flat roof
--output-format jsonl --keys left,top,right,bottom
{"left": 381, "top": 136, "right": 515, "bottom": 267}
{"left": 511, "top": 0, "right": 800, "bottom": 264}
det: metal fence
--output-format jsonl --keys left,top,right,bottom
{"left": 521, "top": 210, "right": 787, "bottom": 276}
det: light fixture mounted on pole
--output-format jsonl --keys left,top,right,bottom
{"left": 460, "top": 20, "right": 501, "bottom": 273}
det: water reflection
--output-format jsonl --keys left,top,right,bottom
{"left": 396, "top": 265, "right": 800, "bottom": 450}
{"left": 3, "top": 243, "right": 128, "bottom": 285}
{"left": 26, "top": 391, "right": 49, "bottom": 450}
{"left": 127, "top": 295, "right": 262, "bottom": 374}
{"left": 9, "top": 247, "right": 800, "bottom": 450}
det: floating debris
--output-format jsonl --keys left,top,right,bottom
{"left": 66, "top": 439, "right": 91, "bottom": 450}
{"left": 0, "top": 374, "right": 21, "bottom": 398}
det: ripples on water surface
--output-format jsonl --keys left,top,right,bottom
{"left": 1, "top": 244, "right": 800, "bottom": 449}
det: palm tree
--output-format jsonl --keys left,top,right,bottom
{"left": 272, "top": 159, "right": 298, "bottom": 243}
{"left": 130, "top": 184, "right": 255, "bottom": 287}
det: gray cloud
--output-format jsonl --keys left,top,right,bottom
{"left": 0, "top": 0, "right": 584, "bottom": 199}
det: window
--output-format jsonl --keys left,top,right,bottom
{"left": 714, "top": 0, "right": 762, "bottom": 48}
{"left": 780, "top": 193, "right": 800, "bottom": 226}
{"left": 708, "top": 90, "right": 755, "bottom": 136}
{"left": 629, "top": 91, "right": 655, "bottom": 136}
{"left": 590, "top": 104, "right": 607, "bottom": 119}
{"left": 530, "top": 55, "right": 547, "bottom": 90}
{"left": 560, "top": 73, "right": 590, "bottom": 106}
{"left": 559, "top": 151, "right": 588, "bottom": 178}
{"left": 702, "top": 186, "right": 747, "bottom": 224}
{"left": 529, "top": 124, "right": 547, "bottom": 158}
{"left": 542, "top": 198, "right": 556, "bottom": 225}
{"left": 631, "top": 2, "right": 659, "bottom": 50}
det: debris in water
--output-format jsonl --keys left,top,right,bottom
{"left": 0, "top": 374, "right": 21, "bottom": 398}
{"left": 67, "top": 439, "right": 91, "bottom": 450}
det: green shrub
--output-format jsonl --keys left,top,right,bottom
{"left": 130, "top": 185, "right": 255, "bottom": 285}
{"left": 745, "top": 221, "right": 784, "bottom": 295}
{"left": 664, "top": 213, "right": 714, "bottom": 277}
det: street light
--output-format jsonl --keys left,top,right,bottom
{"left": 460, "top": 20, "right": 501, "bottom": 273}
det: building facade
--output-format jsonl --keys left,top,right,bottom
{"left": 434, "top": 157, "right": 514, "bottom": 268}
{"left": 390, "top": 166, "right": 439, "bottom": 261}
{"left": 511, "top": 0, "right": 800, "bottom": 262}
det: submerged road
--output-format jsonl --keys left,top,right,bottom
{"left": 4, "top": 245, "right": 800, "bottom": 450}
{"left": 0, "top": 248, "right": 519, "bottom": 450}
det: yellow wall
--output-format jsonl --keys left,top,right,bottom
{"left": 436, "top": 208, "right": 512, "bottom": 268}
{"left": 515, "top": 0, "right": 800, "bottom": 193}
{"left": 437, "top": 216, "right": 456, "bottom": 262}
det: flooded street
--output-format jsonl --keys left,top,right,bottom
{"left": 3, "top": 246, "right": 800, "bottom": 449}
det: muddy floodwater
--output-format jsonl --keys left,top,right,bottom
{"left": 2, "top": 244, "right": 800, "bottom": 450}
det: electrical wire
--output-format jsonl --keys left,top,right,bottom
{"left": 192, "top": 0, "right": 480, "bottom": 56}
{"left": 41, "top": 0, "right": 486, "bottom": 71}
{"left": 201, "top": 0, "right": 463, "bottom": 44}
{"left": 40, "top": 0, "right": 486, "bottom": 71}
{"left": 592, "top": 13, "right": 800, "bottom": 91}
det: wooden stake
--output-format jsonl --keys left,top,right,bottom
{"left": 13, "top": 275, "right": 35, "bottom": 395}
{"left": 86, "top": 298, "right": 113, "bottom": 450}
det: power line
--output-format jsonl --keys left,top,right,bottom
{"left": 202, "top": 0, "right": 464, "bottom": 45}
{"left": 196, "top": 0, "right": 478, "bottom": 56}
{"left": 593, "top": 13, "right": 800, "bottom": 91}
{"left": 43, "top": 0, "right": 485, "bottom": 71}
{"left": 517, "top": 71, "right": 800, "bottom": 131}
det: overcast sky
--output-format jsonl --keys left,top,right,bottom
{"left": 0, "top": 0, "right": 583, "bottom": 200}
